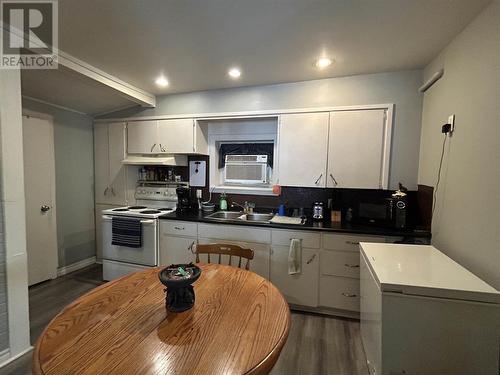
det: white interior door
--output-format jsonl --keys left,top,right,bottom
{"left": 278, "top": 112, "right": 329, "bottom": 187}
{"left": 23, "top": 115, "right": 58, "bottom": 286}
{"left": 327, "top": 110, "right": 386, "bottom": 189}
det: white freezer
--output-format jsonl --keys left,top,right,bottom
{"left": 360, "top": 243, "right": 500, "bottom": 375}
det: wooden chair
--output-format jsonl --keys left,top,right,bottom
{"left": 195, "top": 243, "right": 254, "bottom": 270}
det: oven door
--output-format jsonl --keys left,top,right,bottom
{"left": 102, "top": 215, "right": 158, "bottom": 266}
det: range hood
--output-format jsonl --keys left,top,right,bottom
{"left": 121, "top": 155, "right": 188, "bottom": 166}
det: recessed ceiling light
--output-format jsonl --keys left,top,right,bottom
{"left": 228, "top": 67, "right": 241, "bottom": 79}
{"left": 315, "top": 57, "right": 333, "bottom": 69}
{"left": 155, "top": 76, "right": 169, "bottom": 87}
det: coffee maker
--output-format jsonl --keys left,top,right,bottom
{"left": 176, "top": 187, "right": 191, "bottom": 211}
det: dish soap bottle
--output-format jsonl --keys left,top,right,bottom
{"left": 219, "top": 192, "right": 228, "bottom": 211}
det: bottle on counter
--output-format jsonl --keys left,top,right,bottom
{"left": 219, "top": 192, "right": 228, "bottom": 211}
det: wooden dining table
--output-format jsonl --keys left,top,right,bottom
{"left": 33, "top": 263, "right": 291, "bottom": 375}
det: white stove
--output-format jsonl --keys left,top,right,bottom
{"left": 102, "top": 185, "right": 180, "bottom": 219}
{"left": 102, "top": 183, "right": 185, "bottom": 280}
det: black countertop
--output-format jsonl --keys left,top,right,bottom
{"left": 159, "top": 210, "right": 431, "bottom": 239}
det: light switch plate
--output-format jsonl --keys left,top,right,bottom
{"left": 448, "top": 114, "right": 455, "bottom": 134}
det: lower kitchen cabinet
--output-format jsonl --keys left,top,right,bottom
{"left": 319, "top": 275, "right": 360, "bottom": 311}
{"left": 270, "top": 246, "right": 319, "bottom": 307}
{"left": 159, "top": 221, "right": 197, "bottom": 265}
{"left": 197, "top": 237, "right": 270, "bottom": 280}
{"left": 159, "top": 235, "right": 196, "bottom": 265}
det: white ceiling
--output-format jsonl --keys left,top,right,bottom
{"left": 57, "top": 0, "right": 490, "bottom": 95}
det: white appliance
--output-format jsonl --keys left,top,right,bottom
{"left": 360, "top": 243, "right": 500, "bottom": 375}
{"left": 224, "top": 155, "right": 268, "bottom": 185}
{"left": 101, "top": 183, "right": 184, "bottom": 280}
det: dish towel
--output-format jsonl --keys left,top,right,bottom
{"left": 288, "top": 238, "right": 302, "bottom": 275}
{"left": 111, "top": 217, "right": 142, "bottom": 248}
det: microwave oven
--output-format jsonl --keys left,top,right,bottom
{"left": 355, "top": 197, "right": 407, "bottom": 228}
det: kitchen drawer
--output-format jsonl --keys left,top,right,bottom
{"left": 160, "top": 221, "right": 198, "bottom": 237}
{"left": 319, "top": 275, "right": 360, "bottom": 312}
{"left": 320, "top": 250, "right": 360, "bottom": 279}
{"left": 322, "top": 233, "right": 386, "bottom": 252}
{"left": 198, "top": 223, "right": 271, "bottom": 244}
{"left": 272, "top": 229, "right": 320, "bottom": 249}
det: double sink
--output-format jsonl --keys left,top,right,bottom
{"left": 206, "top": 211, "right": 275, "bottom": 224}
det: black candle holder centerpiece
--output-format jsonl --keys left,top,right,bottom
{"left": 158, "top": 263, "right": 201, "bottom": 313}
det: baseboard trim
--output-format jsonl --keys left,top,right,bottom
{"left": 0, "top": 346, "right": 33, "bottom": 368}
{"left": 57, "top": 256, "right": 96, "bottom": 277}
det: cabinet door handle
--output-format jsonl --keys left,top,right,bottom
{"left": 159, "top": 143, "right": 165, "bottom": 152}
{"left": 346, "top": 241, "right": 360, "bottom": 245}
{"left": 150, "top": 143, "right": 157, "bottom": 152}
{"left": 306, "top": 254, "right": 316, "bottom": 264}
{"left": 314, "top": 174, "right": 323, "bottom": 185}
{"left": 344, "top": 263, "right": 360, "bottom": 268}
{"left": 111, "top": 187, "right": 116, "bottom": 196}
{"left": 104, "top": 187, "right": 109, "bottom": 195}
{"left": 329, "top": 173, "right": 338, "bottom": 186}
{"left": 342, "top": 292, "right": 357, "bottom": 298}
{"left": 174, "top": 226, "right": 185, "bottom": 231}
{"left": 188, "top": 241, "right": 196, "bottom": 254}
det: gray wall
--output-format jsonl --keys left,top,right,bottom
{"left": 0, "top": 196, "right": 8, "bottom": 351}
{"left": 418, "top": 0, "right": 500, "bottom": 288}
{"left": 103, "top": 70, "right": 424, "bottom": 190}
{"left": 22, "top": 99, "right": 96, "bottom": 267}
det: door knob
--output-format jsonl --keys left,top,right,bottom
{"left": 40, "top": 205, "right": 51, "bottom": 212}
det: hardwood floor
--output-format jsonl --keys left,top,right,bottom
{"left": 0, "top": 265, "right": 368, "bottom": 375}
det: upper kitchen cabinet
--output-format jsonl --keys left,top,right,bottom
{"left": 127, "top": 119, "right": 208, "bottom": 155}
{"left": 157, "top": 119, "right": 207, "bottom": 154}
{"left": 327, "top": 109, "right": 388, "bottom": 189}
{"left": 278, "top": 112, "right": 329, "bottom": 187}
{"left": 127, "top": 120, "right": 159, "bottom": 154}
{"left": 94, "top": 122, "right": 127, "bottom": 205}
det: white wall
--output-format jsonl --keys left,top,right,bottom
{"left": 418, "top": 0, "right": 500, "bottom": 288}
{"left": 102, "top": 70, "right": 424, "bottom": 189}
{"left": 0, "top": 70, "right": 31, "bottom": 362}
{"left": 22, "top": 99, "right": 96, "bottom": 267}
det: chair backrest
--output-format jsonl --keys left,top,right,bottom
{"left": 195, "top": 243, "right": 254, "bottom": 270}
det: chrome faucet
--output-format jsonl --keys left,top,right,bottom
{"left": 231, "top": 201, "right": 255, "bottom": 214}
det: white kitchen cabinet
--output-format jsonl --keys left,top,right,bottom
{"left": 319, "top": 275, "right": 360, "bottom": 311}
{"left": 278, "top": 112, "right": 329, "bottom": 187}
{"left": 270, "top": 245, "right": 319, "bottom": 307}
{"left": 159, "top": 221, "right": 197, "bottom": 266}
{"left": 157, "top": 119, "right": 198, "bottom": 154}
{"left": 127, "top": 120, "right": 158, "bottom": 154}
{"left": 327, "top": 109, "right": 387, "bottom": 189}
{"left": 94, "top": 122, "right": 127, "bottom": 205}
{"left": 160, "top": 235, "right": 197, "bottom": 266}
{"left": 198, "top": 237, "right": 270, "bottom": 280}
{"left": 95, "top": 203, "right": 120, "bottom": 260}
{"left": 127, "top": 119, "right": 207, "bottom": 155}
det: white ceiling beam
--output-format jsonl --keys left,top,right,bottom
{"left": 57, "top": 51, "right": 156, "bottom": 108}
{"left": 3, "top": 24, "right": 156, "bottom": 108}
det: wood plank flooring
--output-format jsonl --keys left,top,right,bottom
{"left": 0, "top": 265, "right": 368, "bottom": 375}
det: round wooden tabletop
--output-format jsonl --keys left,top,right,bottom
{"left": 33, "top": 263, "right": 291, "bottom": 375}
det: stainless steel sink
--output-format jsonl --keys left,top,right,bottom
{"left": 205, "top": 211, "right": 274, "bottom": 223}
{"left": 241, "top": 213, "right": 274, "bottom": 222}
{"left": 206, "top": 211, "right": 244, "bottom": 220}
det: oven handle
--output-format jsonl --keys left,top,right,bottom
{"left": 102, "top": 215, "right": 156, "bottom": 226}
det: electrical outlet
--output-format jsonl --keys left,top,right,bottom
{"left": 448, "top": 114, "right": 455, "bottom": 134}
